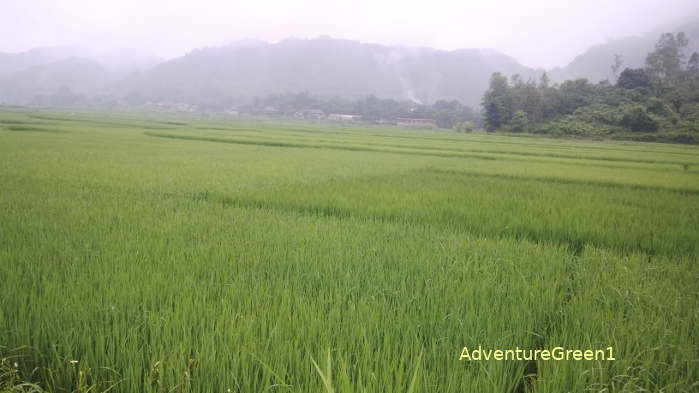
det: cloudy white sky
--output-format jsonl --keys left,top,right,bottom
{"left": 1, "top": 0, "right": 697, "bottom": 69}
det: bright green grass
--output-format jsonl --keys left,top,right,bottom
{"left": 0, "top": 109, "right": 697, "bottom": 393}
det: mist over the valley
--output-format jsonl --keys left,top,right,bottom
{"left": 0, "top": 1, "right": 698, "bottom": 112}
{"left": 2, "top": 3, "right": 699, "bottom": 392}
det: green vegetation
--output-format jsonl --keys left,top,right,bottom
{"left": 482, "top": 32, "right": 699, "bottom": 143}
{"left": 1, "top": 109, "right": 697, "bottom": 393}
{"left": 245, "top": 92, "right": 481, "bottom": 129}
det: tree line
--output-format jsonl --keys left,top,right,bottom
{"left": 481, "top": 32, "right": 699, "bottom": 143}
{"left": 246, "top": 92, "right": 482, "bottom": 129}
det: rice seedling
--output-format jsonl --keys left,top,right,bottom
{"left": 0, "top": 109, "right": 696, "bottom": 393}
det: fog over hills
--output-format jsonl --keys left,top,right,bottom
{"left": 0, "top": 38, "right": 538, "bottom": 108}
{"left": 0, "top": 18, "right": 697, "bottom": 109}
{"left": 116, "top": 37, "right": 537, "bottom": 108}
{"left": 1, "top": 57, "right": 110, "bottom": 104}
{"left": 550, "top": 19, "right": 699, "bottom": 82}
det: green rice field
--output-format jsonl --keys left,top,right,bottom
{"left": 0, "top": 109, "right": 697, "bottom": 392}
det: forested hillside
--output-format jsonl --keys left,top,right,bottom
{"left": 482, "top": 32, "right": 699, "bottom": 143}
{"left": 549, "top": 19, "right": 699, "bottom": 83}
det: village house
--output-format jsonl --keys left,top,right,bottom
{"left": 250, "top": 105, "right": 281, "bottom": 116}
{"left": 293, "top": 109, "right": 326, "bottom": 120}
{"left": 395, "top": 117, "right": 437, "bottom": 128}
{"left": 328, "top": 113, "right": 362, "bottom": 122}
{"left": 146, "top": 101, "right": 197, "bottom": 113}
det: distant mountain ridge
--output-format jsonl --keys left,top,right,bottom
{"left": 115, "top": 37, "right": 538, "bottom": 108}
{"left": 1, "top": 57, "right": 110, "bottom": 104}
{"left": 549, "top": 19, "right": 699, "bottom": 83}
{"left": 0, "top": 18, "right": 698, "bottom": 109}
{"left": 0, "top": 46, "right": 161, "bottom": 77}
{"left": 0, "top": 46, "right": 84, "bottom": 77}
{"left": 0, "top": 38, "right": 539, "bottom": 108}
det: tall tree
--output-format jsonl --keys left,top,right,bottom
{"left": 556, "top": 79, "right": 594, "bottom": 114}
{"left": 610, "top": 53, "right": 624, "bottom": 84}
{"left": 509, "top": 110, "right": 529, "bottom": 133}
{"left": 687, "top": 52, "right": 699, "bottom": 77}
{"left": 645, "top": 32, "right": 689, "bottom": 87}
{"left": 481, "top": 72, "right": 513, "bottom": 131}
{"left": 617, "top": 68, "right": 653, "bottom": 90}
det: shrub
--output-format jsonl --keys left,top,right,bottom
{"left": 619, "top": 105, "right": 659, "bottom": 132}
{"left": 507, "top": 110, "right": 529, "bottom": 133}
{"left": 452, "top": 121, "right": 474, "bottom": 133}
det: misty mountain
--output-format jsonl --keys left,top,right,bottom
{"left": 116, "top": 37, "right": 537, "bottom": 108}
{"left": 2, "top": 18, "right": 698, "bottom": 109}
{"left": 549, "top": 19, "right": 699, "bottom": 83}
{"left": 0, "top": 57, "right": 113, "bottom": 104}
{"left": 0, "top": 46, "right": 85, "bottom": 77}
{"left": 0, "top": 46, "right": 161, "bottom": 105}
{"left": 0, "top": 38, "right": 538, "bottom": 108}
{"left": 0, "top": 46, "right": 161, "bottom": 77}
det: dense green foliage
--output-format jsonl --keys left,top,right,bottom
{"left": 482, "top": 32, "right": 699, "bottom": 143}
{"left": 1, "top": 110, "right": 697, "bottom": 393}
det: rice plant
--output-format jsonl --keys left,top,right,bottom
{"left": 0, "top": 109, "right": 697, "bottom": 392}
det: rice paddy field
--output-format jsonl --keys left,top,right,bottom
{"left": 0, "top": 109, "right": 697, "bottom": 393}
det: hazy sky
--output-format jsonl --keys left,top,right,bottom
{"left": 1, "top": 0, "right": 697, "bottom": 69}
